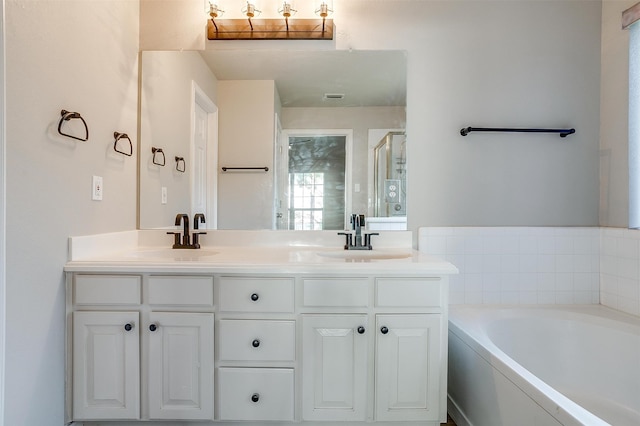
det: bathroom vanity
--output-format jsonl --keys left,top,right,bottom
{"left": 64, "top": 231, "right": 457, "bottom": 426}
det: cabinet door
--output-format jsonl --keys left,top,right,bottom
{"left": 73, "top": 311, "right": 140, "bottom": 420}
{"left": 301, "top": 315, "right": 368, "bottom": 421}
{"left": 148, "top": 312, "right": 214, "bottom": 420}
{"left": 375, "top": 314, "right": 441, "bottom": 421}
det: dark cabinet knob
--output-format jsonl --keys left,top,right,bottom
{"left": 149, "top": 324, "right": 158, "bottom": 332}
{"left": 380, "top": 326, "right": 389, "bottom": 334}
{"left": 357, "top": 326, "right": 365, "bottom": 334}
{"left": 250, "top": 293, "right": 259, "bottom": 301}
{"left": 124, "top": 323, "right": 133, "bottom": 331}
{"left": 252, "top": 339, "right": 260, "bottom": 348}
{"left": 251, "top": 393, "right": 260, "bottom": 403}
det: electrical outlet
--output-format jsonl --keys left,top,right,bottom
{"left": 92, "top": 176, "right": 103, "bottom": 201}
{"left": 161, "top": 187, "right": 168, "bottom": 204}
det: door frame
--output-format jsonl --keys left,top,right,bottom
{"left": 280, "top": 129, "right": 353, "bottom": 229}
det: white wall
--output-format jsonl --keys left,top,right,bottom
{"left": 141, "top": 0, "right": 603, "bottom": 231}
{"left": 217, "top": 80, "right": 276, "bottom": 229}
{"left": 0, "top": 0, "right": 5, "bottom": 422}
{"left": 4, "top": 1, "right": 139, "bottom": 423}
{"left": 139, "top": 51, "right": 218, "bottom": 229}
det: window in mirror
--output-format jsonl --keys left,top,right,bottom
{"left": 286, "top": 135, "right": 347, "bottom": 230}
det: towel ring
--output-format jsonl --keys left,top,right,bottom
{"left": 151, "top": 147, "right": 165, "bottom": 166}
{"left": 175, "top": 156, "right": 186, "bottom": 173}
{"left": 113, "top": 132, "right": 133, "bottom": 156}
{"left": 58, "top": 109, "right": 89, "bottom": 141}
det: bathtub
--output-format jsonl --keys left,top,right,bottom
{"left": 448, "top": 305, "right": 640, "bottom": 426}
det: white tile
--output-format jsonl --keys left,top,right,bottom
{"left": 423, "top": 236, "right": 446, "bottom": 255}
{"left": 482, "top": 274, "right": 501, "bottom": 292}
{"left": 501, "top": 236, "right": 520, "bottom": 254}
{"left": 500, "top": 274, "right": 520, "bottom": 292}
{"left": 465, "top": 255, "right": 483, "bottom": 273}
{"left": 449, "top": 292, "right": 465, "bottom": 305}
{"left": 599, "top": 274, "right": 618, "bottom": 294}
{"left": 538, "top": 292, "right": 556, "bottom": 304}
{"left": 555, "top": 273, "right": 574, "bottom": 292}
{"left": 555, "top": 292, "right": 574, "bottom": 304}
{"left": 538, "top": 236, "right": 557, "bottom": 255}
{"left": 618, "top": 277, "right": 640, "bottom": 300}
{"left": 538, "top": 255, "right": 556, "bottom": 273}
{"left": 618, "top": 237, "right": 639, "bottom": 259}
{"left": 573, "top": 236, "right": 593, "bottom": 255}
{"left": 484, "top": 237, "right": 503, "bottom": 254}
{"left": 501, "top": 255, "right": 520, "bottom": 273}
{"left": 573, "top": 254, "right": 592, "bottom": 273}
{"left": 601, "top": 235, "right": 617, "bottom": 256}
{"left": 537, "top": 273, "right": 556, "bottom": 292}
{"left": 554, "top": 235, "right": 575, "bottom": 254}
{"left": 618, "top": 298, "right": 640, "bottom": 316}
{"left": 465, "top": 274, "right": 483, "bottom": 292}
{"left": 483, "top": 254, "right": 501, "bottom": 273}
{"left": 600, "top": 292, "right": 618, "bottom": 309}
{"left": 573, "top": 274, "right": 593, "bottom": 292}
{"left": 519, "top": 235, "right": 539, "bottom": 254}
{"left": 446, "top": 254, "right": 465, "bottom": 271}
{"left": 519, "top": 255, "right": 538, "bottom": 273}
{"left": 446, "top": 236, "right": 466, "bottom": 255}
{"left": 465, "top": 291, "right": 483, "bottom": 304}
{"left": 518, "top": 273, "right": 538, "bottom": 292}
{"left": 482, "top": 292, "right": 501, "bottom": 304}
{"left": 449, "top": 275, "right": 465, "bottom": 293}
{"left": 519, "top": 291, "right": 538, "bottom": 304}
{"left": 617, "top": 257, "right": 638, "bottom": 280}
{"left": 500, "top": 292, "right": 520, "bottom": 304}
{"left": 465, "top": 236, "right": 485, "bottom": 254}
{"left": 572, "top": 292, "right": 593, "bottom": 304}
{"left": 556, "top": 255, "right": 574, "bottom": 273}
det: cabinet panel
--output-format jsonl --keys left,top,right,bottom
{"left": 376, "top": 278, "right": 442, "bottom": 307}
{"left": 74, "top": 275, "right": 141, "bottom": 305}
{"left": 219, "top": 319, "right": 295, "bottom": 361}
{"left": 73, "top": 311, "right": 140, "bottom": 420}
{"left": 218, "top": 368, "right": 294, "bottom": 421}
{"left": 302, "top": 278, "right": 369, "bottom": 307}
{"left": 301, "top": 315, "right": 368, "bottom": 421}
{"left": 218, "top": 277, "right": 294, "bottom": 312}
{"left": 375, "top": 314, "right": 441, "bottom": 421}
{"left": 148, "top": 312, "right": 214, "bottom": 420}
{"left": 148, "top": 276, "right": 213, "bottom": 306}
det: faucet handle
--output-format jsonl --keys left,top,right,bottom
{"left": 337, "top": 232, "right": 353, "bottom": 250}
{"left": 166, "top": 231, "right": 181, "bottom": 248}
{"left": 364, "top": 232, "right": 379, "bottom": 248}
{"left": 192, "top": 230, "right": 207, "bottom": 249}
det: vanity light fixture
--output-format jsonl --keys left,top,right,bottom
{"left": 206, "top": 0, "right": 333, "bottom": 40}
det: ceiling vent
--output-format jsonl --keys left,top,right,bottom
{"left": 323, "top": 93, "right": 345, "bottom": 100}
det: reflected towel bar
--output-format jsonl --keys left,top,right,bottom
{"left": 460, "top": 127, "right": 575, "bottom": 138}
{"left": 113, "top": 132, "right": 133, "bottom": 156}
{"left": 221, "top": 166, "right": 269, "bottom": 172}
{"left": 58, "top": 109, "right": 89, "bottom": 141}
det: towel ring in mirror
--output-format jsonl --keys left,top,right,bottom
{"left": 151, "top": 147, "right": 165, "bottom": 166}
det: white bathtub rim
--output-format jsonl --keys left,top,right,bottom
{"left": 448, "top": 304, "right": 638, "bottom": 426}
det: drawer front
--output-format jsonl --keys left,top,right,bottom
{"left": 218, "top": 368, "right": 294, "bottom": 421}
{"left": 303, "top": 278, "right": 369, "bottom": 307}
{"left": 219, "top": 320, "right": 295, "bottom": 362}
{"left": 218, "top": 277, "right": 294, "bottom": 313}
{"left": 375, "top": 278, "right": 442, "bottom": 307}
{"left": 74, "top": 275, "right": 141, "bottom": 305}
{"left": 148, "top": 276, "right": 213, "bottom": 306}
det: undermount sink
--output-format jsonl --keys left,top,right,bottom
{"left": 316, "top": 250, "right": 413, "bottom": 260}
{"left": 124, "top": 248, "right": 219, "bottom": 260}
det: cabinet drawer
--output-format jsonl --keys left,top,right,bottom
{"left": 74, "top": 275, "right": 141, "bottom": 305}
{"left": 218, "top": 368, "right": 294, "bottom": 421}
{"left": 303, "top": 278, "right": 369, "bottom": 307}
{"left": 219, "top": 320, "right": 295, "bottom": 362}
{"left": 375, "top": 278, "right": 442, "bottom": 307}
{"left": 148, "top": 276, "right": 213, "bottom": 306}
{"left": 218, "top": 277, "right": 294, "bottom": 313}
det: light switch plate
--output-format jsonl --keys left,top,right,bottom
{"left": 92, "top": 176, "right": 103, "bottom": 201}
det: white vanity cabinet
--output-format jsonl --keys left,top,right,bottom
{"left": 66, "top": 269, "right": 449, "bottom": 426}
{"left": 68, "top": 274, "right": 215, "bottom": 423}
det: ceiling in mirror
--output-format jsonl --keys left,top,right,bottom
{"left": 198, "top": 50, "right": 407, "bottom": 107}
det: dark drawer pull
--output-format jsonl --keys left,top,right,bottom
{"left": 380, "top": 326, "right": 389, "bottom": 334}
{"left": 124, "top": 323, "right": 133, "bottom": 331}
{"left": 252, "top": 339, "right": 260, "bottom": 348}
{"left": 149, "top": 324, "right": 158, "bottom": 332}
{"left": 357, "top": 326, "right": 365, "bottom": 334}
{"left": 250, "top": 293, "right": 259, "bottom": 301}
{"left": 251, "top": 393, "right": 260, "bottom": 403}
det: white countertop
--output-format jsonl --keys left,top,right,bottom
{"left": 64, "top": 230, "right": 458, "bottom": 275}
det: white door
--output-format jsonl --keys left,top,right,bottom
{"left": 301, "top": 315, "right": 368, "bottom": 421}
{"left": 73, "top": 311, "right": 140, "bottom": 420}
{"left": 375, "top": 314, "right": 441, "bottom": 422}
{"left": 273, "top": 114, "right": 288, "bottom": 229}
{"left": 148, "top": 312, "right": 214, "bottom": 420}
{"left": 192, "top": 102, "right": 208, "bottom": 216}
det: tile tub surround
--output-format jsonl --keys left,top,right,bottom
{"left": 418, "top": 227, "right": 601, "bottom": 306}
{"left": 600, "top": 227, "right": 640, "bottom": 316}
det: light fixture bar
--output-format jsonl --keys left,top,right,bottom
{"left": 207, "top": 18, "right": 333, "bottom": 40}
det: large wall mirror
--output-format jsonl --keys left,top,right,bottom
{"left": 139, "top": 49, "right": 407, "bottom": 230}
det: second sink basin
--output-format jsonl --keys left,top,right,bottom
{"left": 316, "top": 250, "right": 413, "bottom": 260}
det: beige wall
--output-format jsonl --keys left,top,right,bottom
{"left": 217, "top": 80, "right": 277, "bottom": 229}
{"left": 141, "top": 0, "right": 603, "bottom": 230}
{"left": 139, "top": 50, "right": 218, "bottom": 229}
{"left": 5, "top": 0, "right": 139, "bottom": 423}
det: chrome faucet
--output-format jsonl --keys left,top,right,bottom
{"left": 338, "top": 214, "right": 379, "bottom": 250}
{"left": 167, "top": 213, "right": 207, "bottom": 249}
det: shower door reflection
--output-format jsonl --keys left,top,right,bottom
{"left": 373, "top": 131, "right": 406, "bottom": 218}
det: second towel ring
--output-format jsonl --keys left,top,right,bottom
{"left": 151, "top": 147, "right": 165, "bottom": 166}
{"left": 113, "top": 132, "right": 133, "bottom": 156}
{"left": 175, "top": 156, "right": 186, "bottom": 173}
